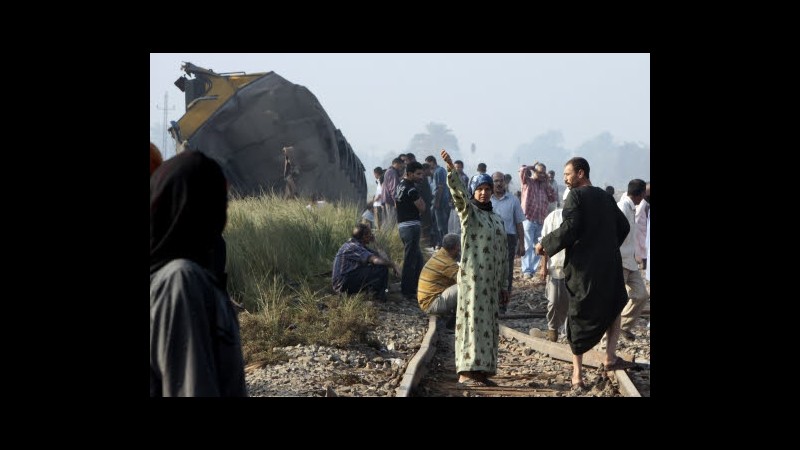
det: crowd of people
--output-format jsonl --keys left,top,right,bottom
{"left": 349, "top": 151, "right": 652, "bottom": 390}
{"left": 151, "top": 140, "right": 650, "bottom": 395}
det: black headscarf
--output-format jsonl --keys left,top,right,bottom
{"left": 150, "top": 151, "right": 228, "bottom": 276}
{"left": 470, "top": 197, "right": 493, "bottom": 212}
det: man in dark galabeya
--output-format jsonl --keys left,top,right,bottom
{"left": 535, "top": 157, "right": 634, "bottom": 391}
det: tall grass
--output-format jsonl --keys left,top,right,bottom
{"left": 225, "top": 194, "right": 405, "bottom": 365}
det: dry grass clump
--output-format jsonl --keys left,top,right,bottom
{"left": 225, "top": 194, "right": 393, "bottom": 366}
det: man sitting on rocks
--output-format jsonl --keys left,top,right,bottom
{"left": 416, "top": 233, "right": 460, "bottom": 325}
{"left": 332, "top": 223, "right": 399, "bottom": 301}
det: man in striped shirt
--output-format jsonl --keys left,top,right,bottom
{"left": 417, "top": 233, "right": 461, "bottom": 317}
{"left": 519, "top": 162, "right": 556, "bottom": 277}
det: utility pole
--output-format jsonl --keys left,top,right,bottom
{"left": 156, "top": 92, "right": 175, "bottom": 158}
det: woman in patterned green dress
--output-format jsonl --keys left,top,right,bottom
{"left": 440, "top": 149, "right": 509, "bottom": 386}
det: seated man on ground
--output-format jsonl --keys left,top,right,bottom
{"left": 332, "top": 223, "right": 399, "bottom": 301}
{"left": 417, "top": 233, "right": 461, "bottom": 324}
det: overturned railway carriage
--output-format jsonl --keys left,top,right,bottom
{"left": 169, "top": 63, "right": 367, "bottom": 203}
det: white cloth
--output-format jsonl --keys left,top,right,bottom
{"left": 635, "top": 199, "right": 649, "bottom": 262}
{"left": 538, "top": 208, "right": 565, "bottom": 279}
{"left": 646, "top": 212, "right": 650, "bottom": 281}
{"left": 373, "top": 178, "right": 383, "bottom": 206}
{"left": 616, "top": 195, "right": 639, "bottom": 271}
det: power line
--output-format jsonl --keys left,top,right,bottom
{"left": 156, "top": 92, "right": 176, "bottom": 158}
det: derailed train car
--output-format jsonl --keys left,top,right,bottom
{"left": 168, "top": 62, "right": 367, "bottom": 203}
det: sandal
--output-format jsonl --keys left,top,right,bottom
{"left": 458, "top": 373, "right": 498, "bottom": 387}
{"left": 458, "top": 377, "right": 486, "bottom": 387}
{"left": 458, "top": 378, "right": 498, "bottom": 387}
{"left": 603, "top": 357, "right": 637, "bottom": 371}
{"left": 481, "top": 377, "right": 498, "bottom": 387}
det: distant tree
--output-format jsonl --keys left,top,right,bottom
{"left": 512, "top": 130, "right": 571, "bottom": 171}
{"left": 406, "top": 122, "right": 461, "bottom": 162}
{"left": 375, "top": 150, "right": 399, "bottom": 169}
{"left": 512, "top": 130, "right": 649, "bottom": 189}
{"left": 618, "top": 141, "right": 650, "bottom": 184}
{"left": 575, "top": 132, "right": 649, "bottom": 189}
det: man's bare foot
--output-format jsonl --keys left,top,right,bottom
{"left": 572, "top": 369, "right": 583, "bottom": 388}
{"left": 570, "top": 379, "right": 587, "bottom": 392}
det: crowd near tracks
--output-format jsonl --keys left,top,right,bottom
{"left": 243, "top": 270, "right": 650, "bottom": 397}
{"left": 398, "top": 311, "right": 649, "bottom": 398}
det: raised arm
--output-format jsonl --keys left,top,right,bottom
{"left": 441, "top": 149, "right": 455, "bottom": 171}
{"left": 519, "top": 161, "right": 538, "bottom": 186}
{"left": 441, "top": 149, "right": 468, "bottom": 216}
{"left": 519, "top": 165, "right": 528, "bottom": 186}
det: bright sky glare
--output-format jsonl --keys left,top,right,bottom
{"left": 150, "top": 53, "right": 649, "bottom": 160}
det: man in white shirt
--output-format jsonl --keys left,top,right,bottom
{"left": 635, "top": 181, "right": 650, "bottom": 270}
{"left": 616, "top": 179, "right": 649, "bottom": 341}
{"left": 645, "top": 209, "right": 650, "bottom": 330}
{"left": 533, "top": 187, "right": 569, "bottom": 342}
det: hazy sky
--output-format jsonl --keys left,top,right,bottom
{"left": 149, "top": 53, "right": 649, "bottom": 160}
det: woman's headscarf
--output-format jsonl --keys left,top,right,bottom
{"left": 468, "top": 173, "right": 494, "bottom": 212}
{"left": 150, "top": 151, "right": 228, "bottom": 275}
{"left": 468, "top": 173, "right": 493, "bottom": 197}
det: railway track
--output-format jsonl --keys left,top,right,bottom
{"left": 244, "top": 266, "right": 650, "bottom": 397}
{"left": 397, "top": 274, "right": 650, "bottom": 397}
{"left": 400, "top": 317, "right": 646, "bottom": 397}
